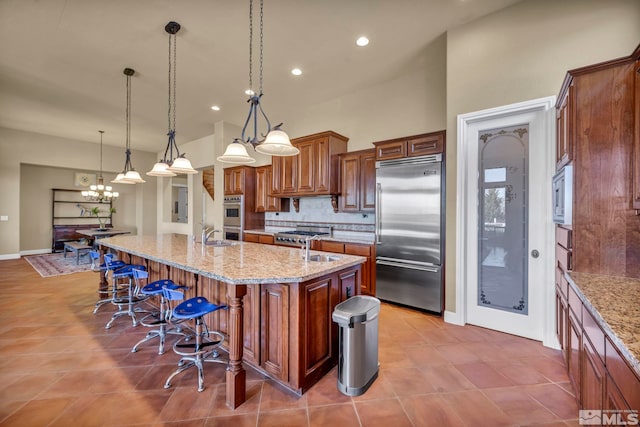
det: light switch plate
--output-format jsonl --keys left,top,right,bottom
{"left": 0, "top": 216, "right": 8, "bottom": 221}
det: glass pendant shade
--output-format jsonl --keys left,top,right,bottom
{"left": 256, "top": 129, "right": 299, "bottom": 156}
{"left": 147, "top": 161, "right": 177, "bottom": 177}
{"left": 217, "top": 143, "right": 256, "bottom": 164}
{"left": 111, "top": 173, "right": 130, "bottom": 184}
{"left": 124, "top": 170, "right": 146, "bottom": 183}
{"left": 168, "top": 156, "right": 198, "bottom": 174}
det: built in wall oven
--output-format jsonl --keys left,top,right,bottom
{"left": 223, "top": 227, "right": 241, "bottom": 241}
{"left": 552, "top": 164, "right": 572, "bottom": 225}
{"left": 223, "top": 196, "right": 243, "bottom": 228}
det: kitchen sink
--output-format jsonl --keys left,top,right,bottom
{"left": 305, "top": 254, "right": 342, "bottom": 262}
{"left": 205, "top": 240, "right": 236, "bottom": 247}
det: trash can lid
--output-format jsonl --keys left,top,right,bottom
{"left": 332, "top": 295, "right": 380, "bottom": 325}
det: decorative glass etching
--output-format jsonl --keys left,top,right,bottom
{"left": 478, "top": 125, "right": 529, "bottom": 314}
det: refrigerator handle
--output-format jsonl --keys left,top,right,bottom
{"left": 376, "top": 183, "right": 382, "bottom": 244}
{"left": 376, "top": 259, "right": 440, "bottom": 273}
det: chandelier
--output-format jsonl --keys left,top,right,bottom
{"left": 112, "top": 67, "right": 145, "bottom": 184}
{"left": 148, "top": 21, "right": 198, "bottom": 176}
{"left": 82, "top": 131, "right": 119, "bottom": 202}
{"left": 217, "top": 0, "right": 299, "bottom": 164}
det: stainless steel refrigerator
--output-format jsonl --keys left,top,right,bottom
{"left": 375, "top": 154, "right": 444, "bottom": 313}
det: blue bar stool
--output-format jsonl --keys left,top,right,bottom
{"left": 104, "top": 255, "right": 148, "bottom": 329}
{"left": 91, "top": 251, "right": 127, "bottom": 314}
{"left": 130, "top": 269, "right": 187, "bottom": 355}
{"left": 163, "top": 289, "right": 228, "bottom": 392}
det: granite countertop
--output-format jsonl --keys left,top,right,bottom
{"left": 99, "top": 234, "right": 366, "bottom": 285}
{"left": 566, "top": 271, "right": 640, "bottom": 376}
{"left": 244, "top": 228, "right": 375, "bottom": 245}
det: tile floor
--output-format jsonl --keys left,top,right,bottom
{"left": 0, "top": 258, "right": 580, "bottom": 426}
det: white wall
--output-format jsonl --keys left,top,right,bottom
{"left": 0, "top": 127, "right": 157, "bottom": 257}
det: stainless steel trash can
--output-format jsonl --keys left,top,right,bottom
{"left": 332, "top": 295, "right": 380, "bottom": 396}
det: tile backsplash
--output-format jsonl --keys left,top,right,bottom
{"left": 265, "top": 196, "right": 374, "bottom": 233}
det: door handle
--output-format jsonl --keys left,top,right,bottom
{"left": 531, "top": 249, "right": 540, "bottom": 258}
{"left": 376, "top": 183, "right": 382, "bottom": 244}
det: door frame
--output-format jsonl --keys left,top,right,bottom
{"left": 452, "top": 96, "right": 558, "bottom": 348}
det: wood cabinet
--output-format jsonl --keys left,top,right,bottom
{"left": 317, "top": 240, "right": 376, "bottom": 296}
{"left": 224, "top": 166, "right": 247, "bottom": 195}
{"left": 255, "top": 165, "right": 289, "bottom": 213}
{"left": 373, "top": 130, "right": 445, "bottom": 161}
{"left": 339, "top": 149, "right": 376, "bottom": 213}
{"left": 261, "top": 283, "right": 289, "bottom": 382}
{"left": 272, "top": 131, "right": 348, "bottom": 197}
{"left": 557, "top": 46, "right": 640, "bottom": 277}
{"left": 243, "top": 232, "right": 274, "bottom": 244}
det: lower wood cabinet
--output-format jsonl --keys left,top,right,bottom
{"left": 243, "top": 232, "right": 274, "bottom": 244}
{"left": 261, "top": 283, "right": 289, "bottom": 382}
{"left": 317, "top": 240, "right": 376, "bottom": 296}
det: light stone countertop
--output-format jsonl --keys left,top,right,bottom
{"left": 567, "top": 272, "right": 640, "bottom": 377}
{"left": 99, "top": 234, "right": 366, "bottom": 285}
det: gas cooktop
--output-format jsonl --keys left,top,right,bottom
{"left": 274, "top": 226, "right": 332, "bottom": 246}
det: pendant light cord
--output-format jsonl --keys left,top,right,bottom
{"left": 99, "top": 130, "right": 104, "bottom": 178}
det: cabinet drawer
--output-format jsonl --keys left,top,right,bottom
{"left": 375, "top": 141, "right": 406, "bottom": 161}
{"left": 321, "top": 241, "right": 345, "bottom": 253}
{"left": 567, "top": 284, "right": 582, "bottom": 322}
{"left": 556, "top": 267, "right": 568, "bottom": 298}
{"left": 605, "top": 337, "right": 640, "bottom": 409}
{"left": 556, "top": 243, "right": 572, "bottom": 271}
{"left": 582, "top": 306, "right": 605, "bottom": 364}
{"left": 556, "top": 226, "right": 572, "bottom": 250}
{"left": 259, "top": 235, "right": 274, "bottom": 245}
{"left": 408, "top": 134, "right": 444, "bottom": 157}
{"left": 344, "top": 243, "right": 371, "bottom": 257}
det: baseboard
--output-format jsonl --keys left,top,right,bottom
{"left": 444, "top": 310, "right": 464, "bottom": 326}
{"left": 0, "top": 253, "right": 21, "bottom": 260}
{"left": 20, "top": 249, "right": 52, "bottom": 256}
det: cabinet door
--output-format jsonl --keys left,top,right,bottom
{"left": 361, "top": 150, "right": 376, "bottom": 211}
{"left": 556, "top": 83, "right": 574, "bottom": 170}
{"left": 339, "top": 152, "right": 360, "bottom": 212}
{"left": 407, "top": 133, "right": 444, "bottom": 157}
{"left": 301, "top": 276, "right": 337, "bottom": 378}
{"left": 375, "top": 140, "right": 406, "bottom": 161}
{"left": 255, "top": 166, "right": 268, "bottom": 213}
{"left": 281, "top": 153, "right": 297, "bottom": 194}
{"left": 296, "top": 140, "right": 316, "bottom": 193}
{"left": 338, "top": 267, "right": 359, "bottom": 301}
{"left": 345, "top": 243, "right": 373, "bottom": 296}
{"left": 315, "top": 136, "right": 331, "bottom": 193}
{"left": 555, "top": 287, "right": 567, "bottom": 357}
{"left": 582, "top": 335, "right": 605, "bottom": 410}
{"left": 261, "top": 283, "right": 289, "bottom": 382}
{"left": 224, "top": 167, "right": 245, "bottom": 195}
{"left": 633, "top": 59, "right": 640, "bottom": 209}
{"left": 271, "top": 157, "right": 282, "bottom": 196}
{"left": 244, "top": 233, "right": 260, "bottom": 243}
{"left": 568, "top": 309, "right": 582, "bottom": 400}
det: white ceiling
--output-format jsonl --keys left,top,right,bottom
{"left": 0, "top": 0, "right": 522, "bottom": 152}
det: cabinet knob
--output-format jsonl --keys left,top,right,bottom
{"left": 531, "top": 249, "right": 540, "bottom": 258}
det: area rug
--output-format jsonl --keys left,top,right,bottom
{"left": 24, "top": 252, "right": 94, "bottom": 278}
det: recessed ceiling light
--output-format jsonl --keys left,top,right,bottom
{"left": 291, "top": 68, "right": 302, "bottom": 76}
{"left": 211, "top": 105, "right": 220, "bottom": 111}
{"left": 245, "top": 89, "right": 255, "bottom": 96}
{"left": 356, "top": 36, "right": 369, "bottom": 47}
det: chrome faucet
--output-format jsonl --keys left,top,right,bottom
{"left": 304, "top": 234, "right": 324, "bottom": 261}
{"left": 202, "top": 226, "right": 221, "bottom": 245}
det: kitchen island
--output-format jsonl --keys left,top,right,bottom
{"left": 98, "top": 233, "right": 366, "bottom": 409}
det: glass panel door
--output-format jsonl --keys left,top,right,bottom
{"left": 477, "top": 125, "right": 529, "bottom": 315}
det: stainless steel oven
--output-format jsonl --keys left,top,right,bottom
{"left": 552, "top": 164, "right": 572, "bottom": 225}
{"left": 223, "top": 196, "right": 243, "bottom": 228}
{"left": 223, "top": 227, "right": 241, "bottom": 241}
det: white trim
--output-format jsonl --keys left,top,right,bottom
{"left": 0, "top": 253, "right": 21, "bottom": 260}
{"left": 454, "top": 96, "right": 557, "bottom": 346}
{"left": 20, "top": 249, "right": 52, "bottom": 256}
{"left": 444, "top": 310, "right": 464, "bottom": 326}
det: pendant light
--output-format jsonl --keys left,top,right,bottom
{"left": 82, "top": 131, "right": 119, "bottom": 201}
{"left": 148, "top": 21, "right": 197, "bottom": 176}
{"left": 112, "top": 68, "right": 145, "bottom": 184}
{"left": 217, "top": 0, "right": 299, "bottom": 164}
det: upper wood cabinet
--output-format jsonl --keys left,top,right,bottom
{"left": 255, "top": 165, "right": 289, "bottom": 213}
{"left": 556, "top": 81, "right": 574, "bottom": 170}
{"left": 339, "top": 148, "right": 375, "bottom": 213}
{"left": 272, "top": 131, "right": 348, "bottom": 197}
{"left": 373, "top": 130, "right": 445, "bottom": 161}
{"left": 223, "top": 166, "right": 247, "bottom": 195}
